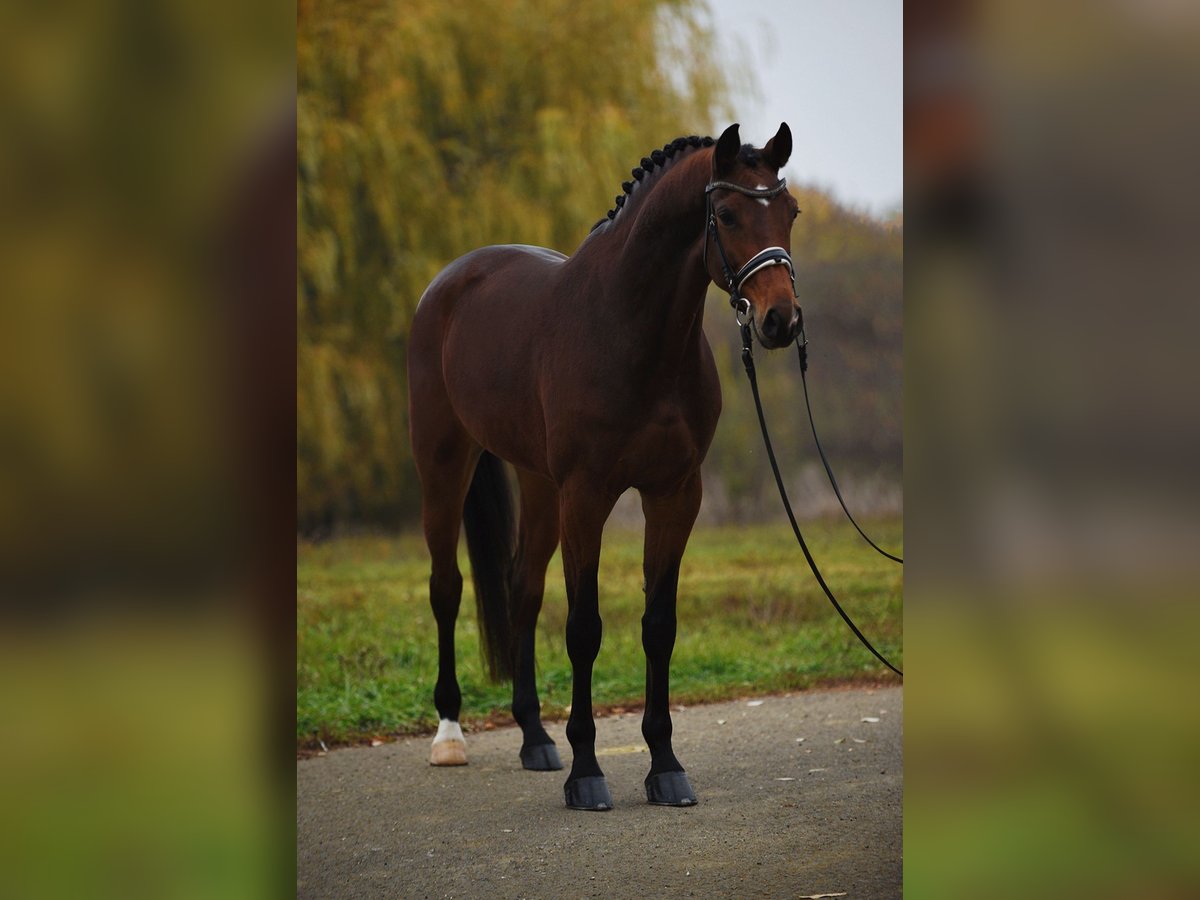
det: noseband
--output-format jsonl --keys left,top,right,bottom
{"left": 704, "top": 178, "right": 797, "bottom": 325}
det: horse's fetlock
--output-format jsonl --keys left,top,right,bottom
{"left": 641, "top": 716, "right": 673, "bottom": 747}
{"left": 566, "top": 709, "right": 597, "bottom": 738}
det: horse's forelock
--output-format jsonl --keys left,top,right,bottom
{"left": 736, "top": 145, "right": 767, "bottom": 170}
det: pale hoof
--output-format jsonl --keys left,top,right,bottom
{"left": 429, "top": 719, "right": 468, "bottom": 766}
{"left": 430, "top": 739, "right": 467, "bottom": 766}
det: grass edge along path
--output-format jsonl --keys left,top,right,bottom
{"left": 298, "top": 519, "right": 902, "bottom": 752}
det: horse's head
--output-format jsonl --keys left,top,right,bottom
{"left": 705, "top": 122, "right": 801, "bottom": 349}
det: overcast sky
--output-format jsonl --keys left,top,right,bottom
{"left": 706, "top": 0, "right": 902, "bottom": 217}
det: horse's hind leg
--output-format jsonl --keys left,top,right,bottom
{"left": 416, "top": 427, "right": 480, "bottom": 767}
{"left": 639, "top": 475, "right": 703, "bottom": 806}
{"left": 511, "top": 469, "right": 562, "bottom": 770}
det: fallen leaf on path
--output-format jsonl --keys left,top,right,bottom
{"left": 717, "top": 719, "right": 727, "bottom": 725}
{"left": 799, "top": 894, "right": 847, "bottom": 899}
{"left": 596, "top": 745, "right": 647, "bottom": 756}
{"left": 833, "top": 737, "right": 845, "bottom": 744}
{"left": 852, "top": 738, "right": 866, "bottom": 744}
{"left": 775, "top": 777, "right": 796, "bottom": 781}
{"left": 370, "top": 739, "right": 383, "bottom": 747}
{"left": 747, "top": 700, "right": 764, "bottom": 707}
{"left": 795, "top": 737, "right": 806, "bottom": 743}
{"left": 862, "top": 716, "right": 881, "bottom": 723}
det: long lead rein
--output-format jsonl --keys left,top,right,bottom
{"left": 740, "top": 323, "right": 903, "bottom": 678}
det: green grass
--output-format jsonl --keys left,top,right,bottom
{"left": 297, "top": 518, "right": 902, "bottom": 747}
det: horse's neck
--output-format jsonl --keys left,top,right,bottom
{"left": 618, "top": 151, "right": 711, "bottom": 293}
{"left": 569, "top": 152, "right": 713, "bottom": 378}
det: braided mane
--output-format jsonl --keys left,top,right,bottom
{"left": 590, "top": 134, "right": 715, "bottom": 232}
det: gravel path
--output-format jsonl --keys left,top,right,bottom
{"left": 298, "top": 685, "right": 902, "bottom": 898}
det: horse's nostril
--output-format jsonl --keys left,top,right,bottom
{"left": 762, "top": 308, "right": 780, "bottom": 339}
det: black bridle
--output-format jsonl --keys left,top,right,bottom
{"left": 704, "top": 175, "right": 904, "bottom": 678}
{"left": 704, "top": 178, "right": 797, "bottom": 325}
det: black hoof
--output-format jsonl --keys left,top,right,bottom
{"left": 645, "top": 771, "right": 697, "bottom": 806}
{"left": 564, "top": 776, "right": 613, "bottom": 811}
{"left": 520, "top": 743, "right": 563, "bottom": 771}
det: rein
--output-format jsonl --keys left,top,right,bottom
{"left": 706, "top": 176, "right": 903, "bottom": 678}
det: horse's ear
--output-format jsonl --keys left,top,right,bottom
{"left": 714, "top": 123, "right": 741, "bottom": 175}
{"left": 764, "top": 122, "right": 792, "bottom": 169}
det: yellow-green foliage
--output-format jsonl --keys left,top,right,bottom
{"left": 298, "top": 0, "right": 730, "bottom": 528}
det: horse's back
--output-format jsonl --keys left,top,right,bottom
{"left": 414, "top": 244, "right": 565, "bottom": 323}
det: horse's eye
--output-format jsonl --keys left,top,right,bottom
{"left": 717, "top": 209, "right": 736, "bottom": 226}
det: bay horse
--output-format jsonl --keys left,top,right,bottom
{"left": 408, "top": 123, "right": 801, "bottom": 809}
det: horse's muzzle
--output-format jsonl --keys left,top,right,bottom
{"left": 758, "top": 303, "right": 801, "bottom": 349}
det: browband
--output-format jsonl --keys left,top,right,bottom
{"left": 704, "top": 178, "right": 789, "bottom": 198}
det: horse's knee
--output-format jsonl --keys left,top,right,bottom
{"left": 641, "top": 608, "right": 677, "bottom": 658}
{"left": 565, "top": 610, "right": 602, "bottom": 663}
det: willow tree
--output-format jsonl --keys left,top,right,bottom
{"left": 298, "top": 0, "right": 731, "bottom": 530}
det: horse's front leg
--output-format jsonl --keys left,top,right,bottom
{"left": 559, "top": 478, "right": 618, "bottom": 810}
{"left": 639, "top": 475, "right": 702, "bottom": 806}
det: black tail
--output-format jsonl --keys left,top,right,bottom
{"left": 462, "top": 451, "right": 516, "bottom": 682}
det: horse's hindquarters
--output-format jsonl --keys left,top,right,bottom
{"left": 414, "top": 245, "right": 567, "bottom": 477}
